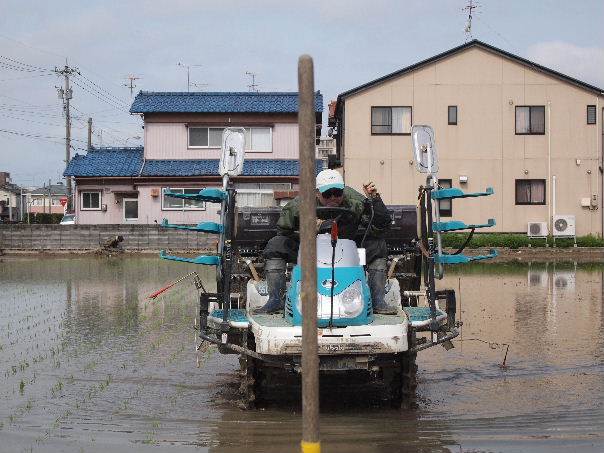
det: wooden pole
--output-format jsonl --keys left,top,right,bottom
{"left": 298, "top": 54, "right": 320, "bottom": 453}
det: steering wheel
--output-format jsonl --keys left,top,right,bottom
{"left": 316, "top": 206, "right": 354, "bottom": 220}
{"left": 316, "top": 206, "right": 357, "bottom": 234}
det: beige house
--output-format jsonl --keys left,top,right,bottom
{"left": 330, "top": 40, "right": 603, "bottom": 236}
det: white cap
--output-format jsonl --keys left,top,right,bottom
{"left": 316, "top": 169, "right": 344, "bottom": 193}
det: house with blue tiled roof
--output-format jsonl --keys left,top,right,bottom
{"left": 65, "top": 91, "right": 323, "bottom": 225}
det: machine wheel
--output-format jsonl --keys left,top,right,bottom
{"left": 390, "top": 329, "right": 418, "bottom": 409}
{"left": 239, "top": 335, "right": 262, "bottom": 409}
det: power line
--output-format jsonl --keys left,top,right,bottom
{"left": 69, "top": 104, "right": 141, "bottom": 145}
{"left": 71, "top": 104, "right": 141, "bottom": 130}
{"left": 0, "top": 128, "right": 88, "bottom": 145}
{"left": 0, "top": 103, "right": 63, "bottom": 112}
{"left": 474, "top": 16, "right": 518, "bottom": 52}
{"left": 0, "top": 62, "right": 52, "bottom": 74}
{"left": 0, "top": 55, "right": 52, "bottom": 72}
{"left": 0, "top": 106, "right": 65, "bottom": 118}
{"left": 0, "top": 93, "right": 57, "bottom": 107}
{"left": 75, "top": 72, "right": 130, "bottom": 107}
{"left": 71, "top": 78, "right": 130, "bottom": 113}
{"left": 0, "top": 33, "right": 66, "bottom": 59}
{"left": 0, "top": 74, "right": 54, "bottom": 82}
{"left": 0, "top": 113, "right": 87, "bottom": 129}
{"left": 0, "top": 101, "right": 63, "bottom": 111}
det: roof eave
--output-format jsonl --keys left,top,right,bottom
{"left": 336, "top": 39, "right": 604, "bottom": 106}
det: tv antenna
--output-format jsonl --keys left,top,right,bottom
{"left": 246, "top": 71, "right": 259, "bottom": 92}
{"left": 124, "top": 75, "right": 141, "bottom": 96}
{"left": 177, "top": 63, "right": 202, "bottom": 92}
{"left": 190, "top": 82, "right": 209, "bottom": 91}
{"left": 462, "top": 0, "right": 480, "bottom": 41}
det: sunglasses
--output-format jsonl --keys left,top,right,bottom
{"left": 321, "top": 188, "right": 344, "bottom": 199}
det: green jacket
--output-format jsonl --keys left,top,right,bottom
{"left": 277, "top": 187, "right": 389, "bottom": 240}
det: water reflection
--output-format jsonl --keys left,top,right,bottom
{"left": 0, "top": 257, "right": 602, "bottom": 452}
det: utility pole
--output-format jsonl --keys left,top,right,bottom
{"left": 124, "top": 75, "right": 140, "bottom": 97}
{"left": 298, "top": 55, "right": 320, "bottom": 453}
{"left": 88, "top": 117, "right": 93, "bottom": 150}
{"left": 246, "top": 71, "right": 259, "bottom": 92}
{"left": 55, "top": 63, "right": 79, "bottom": 212}
{"left": 48, "top": 178, "right": 52, "bottom": 215}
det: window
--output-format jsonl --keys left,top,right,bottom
{"left": 188, "top": 126, "right": 272, "bottom": 151}
{"left": 448, "top": 106, "right": 458, "bottom": 125}
{"left": 244, "top": 128, "right": 272, "bottom": 152}
{"left": 188, "top": 127, "right": 223, "bottom": 148}
{"left": 123, "top": 198, "right": 138, "bottom": 221}
{"left": 161, "top": 188, "right": 206, "bottom": 210}
{"left": 587, "top": 105, "right": 596, "bottom": 125}
{"left": 515, "top": 179, "right": 546, "bottom": 205}
{"left": 371, "top": 106, "right": 412, "bottom": 134}
{"left": 81, "top": 192, "right": 101, "bottom": 210}
{"left": 515, "top": 106, "right": 545, "bottom": 135}
{"left": 236, "top": 183, "right": 291, "bottom": 207}
{"left": 438, "top": 179, "right": 452, "bottom": 217}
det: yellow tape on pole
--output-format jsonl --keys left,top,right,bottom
{"left": 300, "top": 440, "right": 321, "bottom": 453}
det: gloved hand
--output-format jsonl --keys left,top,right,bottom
{"left": 317, "top": 218, "right": 335, "bottom": 234}
{"left": 316, "top": 218, "right": 323, "bottom": 232}
{"left": 363, "top": 181, "right": 379, "bottom": 198}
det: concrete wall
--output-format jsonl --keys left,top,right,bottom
{"left": 342, "top": 46, "right": 603, "bottom": 236}
{"left": 0, "top": 224, "right": 217, "bottom": 251}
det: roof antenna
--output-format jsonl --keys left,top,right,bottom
{"left": 462, "top": 0, "right": 480, "bottom": 42}
{"left": 245, "top": 71, "right": 259, "bottom": 92}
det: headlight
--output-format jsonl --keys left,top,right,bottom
{"left": 317, "top": 280, "right": 364, "bottom": 319}
{"left": 339, "top": 280, "right": 364, "bottom": 317}
{"left": 298, "top": 280, "right": 365, "bottom": 319}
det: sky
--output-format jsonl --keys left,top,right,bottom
{"left": 0, "top": 0, "right": 603, "bottom": 188}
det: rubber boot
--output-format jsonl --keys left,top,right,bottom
{"left": 368, "top": 258, "right": 397, "bottom": 315}
{"left": 254, "top": 258, "right": 286, "bottom": 314}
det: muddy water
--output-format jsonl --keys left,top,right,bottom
{"left": 0, "top": 258, "right": 602, "bottom": 453}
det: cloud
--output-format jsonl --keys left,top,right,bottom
{"left": 526, "top": 41, "right": 604, "bottom": 88}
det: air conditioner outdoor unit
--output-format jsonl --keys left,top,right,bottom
{"left": 553, "top": 215, "right": 575, "bottom": 237}
{"left": 527, "top": 269, "right": 548, "bottom": 287}
{"left": 553, "top": 271, "right": 576, "bottom": 292}
{"left": 527, "top": 222, "right": 548, "bottom": 237}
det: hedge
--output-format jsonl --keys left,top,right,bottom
{"left": 440, "top": 233, "right": 604, "bottom": 249}
{"left": 29, "top": 213, "right": 63, "bottom": 224}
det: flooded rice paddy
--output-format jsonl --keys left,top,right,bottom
{"left": 0, "top": 257, "right": 602, "bottom": 452}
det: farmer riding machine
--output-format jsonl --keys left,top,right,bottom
{"left": 156, "top": 126, "right": 496, "bottom": 407}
